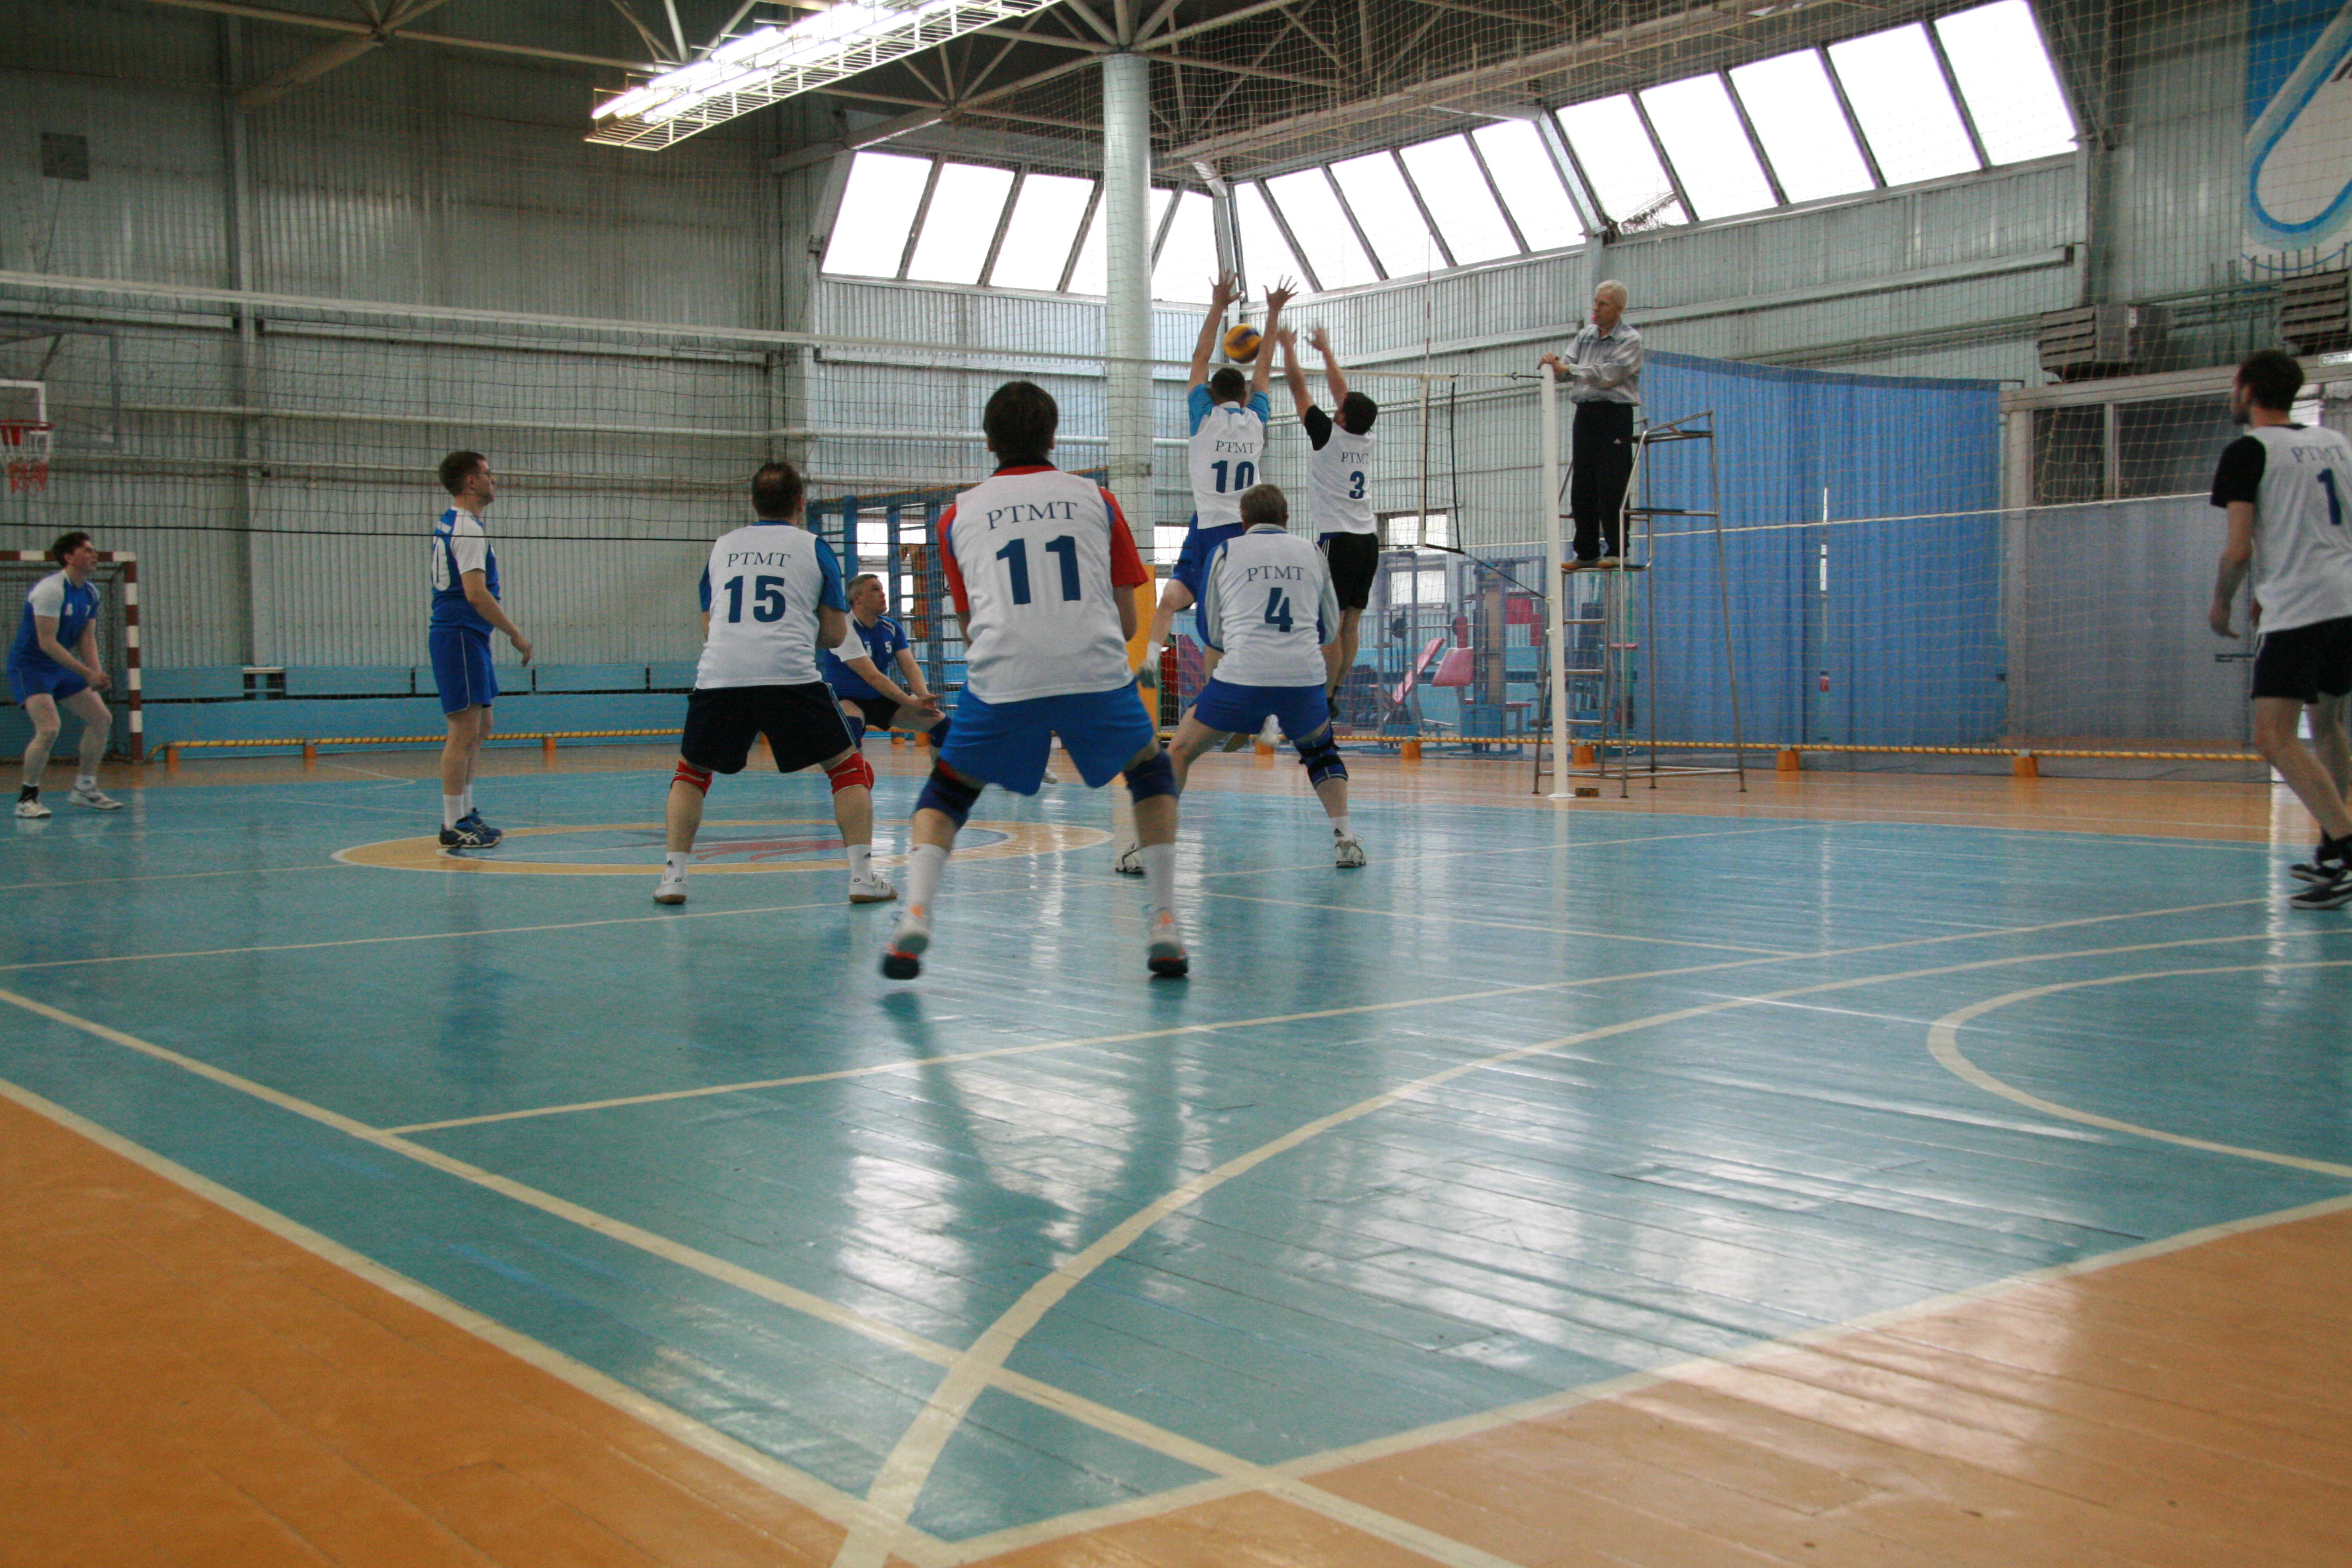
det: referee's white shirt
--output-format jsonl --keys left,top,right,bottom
{"left": 694, "top": 520, "right": 848, "bottom": 688}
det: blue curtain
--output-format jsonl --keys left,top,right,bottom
{"left": 1637, "top": 352, "right": 2002, "bottom": 747}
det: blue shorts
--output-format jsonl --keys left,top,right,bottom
{"left": 1172, "top": 518, "right": 1246, "bottom": 601}
{"left": 8, "top": 662, "right": 89, "bottom": 706}
{"left": 429, "top": 624, "right": 497, "bottom": 714}
{"left": 1192, "top": 678, "right": 1330, "bottom": 741}
{"left": 940, "top": 682, "right": 1157, "bottom": 795}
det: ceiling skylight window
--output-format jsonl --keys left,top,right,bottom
{"left": 1639, "top": 74, "right": 1778, "bottom": 219}
{"left": 1267, "top": 168, "right": 1382, "bottom": 287}
{"left": 1325, "top": 154, "right": 1441, "bottom": 279}
{"left": 1399, "top": 136, "right": 1520, "bottom": 263}
{"left": 1234, "top": 181, "right": 1311, "bottom": 292}
{"left": 1728, "top": 50, "right": 1876, "bottom": 203}
{"left": 906, "top": 162, "right": 1015, "bottom": 285}
{"left": 1827, "top": 24, "right": 1982, "bottom": 186}
{"left": 1065, "top": 186, "right": 1174, "bottom": 297}
{"left": 1935, "top": 1, "right": 2077, "bottom": 165}
{"left": 820, "top": 151, "right": 931, "bottom": 278}
{"left": 1152, "top": 191, "right": 1220, "bottom": 302}
{"left": 1554, "top": 96, "right": 1688, "bottom": 227}
{"left": 1469, "top": 120, "right": 1586, "bottom": 251}
{"left": 987, "top": 174, "right": 1096, "bottom": 291}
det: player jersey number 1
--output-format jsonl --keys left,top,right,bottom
{"left": 998, "top": 535, "right": 1082, "bottom": 606}
{"left": 721, "top": 574, "right": 787, "bottom": 622}
{"left": 1210, "top": 460, "right": 1256, "bottom": 494}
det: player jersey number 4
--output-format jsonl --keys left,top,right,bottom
{"left": 941, "top": 465, "right": 1148, "bottom": 704}
{"left": 1199, "top": 528, "right": 1342, "bottom": 688}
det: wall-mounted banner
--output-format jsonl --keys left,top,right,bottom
{"left": 2246, "top": 0, "right": 2352, "bottom": 263}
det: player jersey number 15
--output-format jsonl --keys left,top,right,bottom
{"left": 1210, "top": 460, "right": 1256, "bottom": 494}
{"left": 998, "top": 535, "right": 1082, "bottom": 605}
{"left": 720, "top": 574, "right": 787, "bottom": 622}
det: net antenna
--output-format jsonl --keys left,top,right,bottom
{"left": 0, "top": 380, "right": 50, "bottom": 493}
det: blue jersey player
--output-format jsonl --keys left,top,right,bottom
{"left": 430, "top": 451, "right": 533, "bottom": 848}
{"left": 10, "top": 532, "right": 122, "bottom": 817}
{"left": 823, "top": 572, "right": 950, "bottom": 752}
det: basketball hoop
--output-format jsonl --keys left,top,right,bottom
{"left": 1, "top": 419, "right": 50, "bottom": 494}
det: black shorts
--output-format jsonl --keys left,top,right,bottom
{"left": 1320, "top": 531, "right": 1380, "bottom": 611}
{"left": 680, "top": 682, "right": 855, "bottom": 774}
{"left": 2252, "top": 616, "right": 2352, "bottom": 704}
{"left": 841, "top": 693, "right": 900, "bottom": 733}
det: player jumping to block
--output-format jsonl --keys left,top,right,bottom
{"left": 10, "top": 531, "right": 122, "bottom": 817}
{"left": 1169, "top": 484, "right": 1365, "bottom": 868}
{"left": 431, "top": 451, "right": 533, "bottom": 849}
{"left": 1278, "top": 325, "right": 1379, "bottom": 699}
{"left": 880, "top": 381, "right": 1188, "bottom": 981}
{"left": 656, "top": 460, "right": 895, "bottom": 909}
{"left": 2208, "top": 350, "right": 2352, "bottom": 909}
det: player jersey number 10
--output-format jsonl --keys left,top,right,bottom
{"left": 720, "top": 574, "right": 788, "bottom": 622}
{"left": 1210, "top": 460, "right": 1257, "bottom": 493}
{"left": 997, "top": 535, "right": 1082, "bottom": 605}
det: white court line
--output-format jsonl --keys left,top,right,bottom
{"left": 0, "top": 1071, "right": 941, "bottom": 1563}
{"left": 0, "top": 901, "right": 2306, "bottom": 1568}
{"left": 817, "top": 926, "right": 2313, "bottom": 1567}
{"left": 0, "top": 862, "right": 355, "bottom": 892}
{"left": 1194, "top": 887, "right": 1805, "bottom": 955}
{"left": 1929, "top": 961, "right": 2352, "bottom": 1180}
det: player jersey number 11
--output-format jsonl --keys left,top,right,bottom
{"left": 998, "top": 535, "right": 1082, "bottom": 605}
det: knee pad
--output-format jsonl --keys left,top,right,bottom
{"left": 1125, "top": 746, "right": 1178, "bottom": 803}
{"left": 671, "top": 760, "right": 713, "bottom": 795}
{"left": 915, "top": 765, "right": 982, "bottom": 827}
{"left": 825, "top": 751, "right": 877, "bottom": 795}
{"left": 1296, "top": 731, "right": 1347, "bottom": 787}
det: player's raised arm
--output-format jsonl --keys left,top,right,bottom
{"left": 1276, "top": 327, "right": 1311, "bottom": 419}
{"left": 1309, "top": 325, "right": 1348, "bottom": 408}
{"left": 1252, "top": 279, "right": 1297, "bottom": 402}
{"left": 1189, "top": 271, "right": 1240, "bottom": 391}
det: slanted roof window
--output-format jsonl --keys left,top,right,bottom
{"left": 1936, "top": 0, "right": 2077, "bottom": 165}
{"left": 1267, "top": 167, "right": 1381, "bottom": 287}
{"left": 1729, "top": 49, "right": 1877, "bottom": 203}
{"left": 1152, "top": 189, "right": 1220, "bottom": 302}
{"left": 1555, "top": 95, "right": 1688, "bottom": 228}
{"left": 1398, "top": 135, "right": 1519, "bottom": 263}
{"left": 1639, "top": 73, "right": 1777, "bottom": 219}
{"left": 1064, "top": 186, "right": 1173, "bottom": 297}
{"left": 987, "top": 173, "right": 1096, "bottom": 292}
{"left": 1325, "top": 153, "right": 1440, "bottom": 279}
{"left": 1234, "top": 181, "right": 1310, "bottom": 290}
{"left": 820, "top": 151, "right": 930, "bottom": 278}
{"left": 1826, "top": 22, "right": 1981, "bottom": 185}
{"left": 1469, "top": 120, "right": 1586, "bottom": 251}
{"left": 906, "top": 162, "right": 1015, "bottom": 285}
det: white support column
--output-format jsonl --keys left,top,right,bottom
{"left": 1102, "top": 50, "right": 1155, "bottom": 548}
{"left": 1540, "top": 367, "right": 1573, "bottom": 799}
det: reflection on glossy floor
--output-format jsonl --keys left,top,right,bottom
{"left": 4, "top": 745, "right": 2347, "bottom": 1566}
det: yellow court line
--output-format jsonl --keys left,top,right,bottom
{"left": 816, "top": 926, "right": 2314, "bottom": 1567}
{"left": 1929, "top": 961, "right": 2352, "bottom": 1180}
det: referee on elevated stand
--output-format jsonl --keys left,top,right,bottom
{"left": 1540, "top": 279, "right": 1643, "bottom": 569}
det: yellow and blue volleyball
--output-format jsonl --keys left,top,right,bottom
{"left": 1222, "top": 322, "right": 1263, "bottom": 363}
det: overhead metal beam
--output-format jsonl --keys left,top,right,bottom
{"left": 139, "top": 0, "right": 648, "bottom": 72}
{"left": 237, "top": 0, "right": 460, "bottom": 109}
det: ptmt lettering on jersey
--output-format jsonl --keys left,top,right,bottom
{"left": 724, "top": 550, "right": 798, "bottom": 567}
{"left": 981, "top": 500, "right": 1080, "bottom": 529}
{"left": 1241, "top": 564, "right": 1308, "bottom": 583}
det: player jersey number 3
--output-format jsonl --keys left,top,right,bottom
{"left": 997, "top": 535, "right": 1083, "bottom": 604}
{"left": 718, "top": 574, "right": 788, "bottom": 622}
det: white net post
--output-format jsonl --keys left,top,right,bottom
{"left": 1539, "top": 364, "right": 1573, "bottom": 797}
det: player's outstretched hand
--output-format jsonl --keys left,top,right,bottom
{"left": 1306, "top": 324, "right": 1331, "bottom": 356}
{"left": 1209, "top": 271, "right": 1240, "bottom": 307}
{"left": 1265, "top": 278, "right": 1298, "bottom": 316}
{"left": 1274, "top": 325, "right": 1298, "bottom": 351}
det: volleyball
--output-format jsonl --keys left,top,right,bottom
{"left": 1222, "top": 322, "right": 1263, "bottom": 362}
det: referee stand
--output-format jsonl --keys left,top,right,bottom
{"left": 1534, "top": 391, "right": 1745, "bottom": 797}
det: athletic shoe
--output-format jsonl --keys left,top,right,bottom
{"left": 1334, "top": 835, "right": 1368, "bottom": 869}
{"left": 880, "top": 907, "right": 931, "bottom": 979}
{"left": 2290, "top": 842, "right": 2335, "bottom": 884}
{"left": 1566, "top": 557, "right": 1598, "bottom": 572}
{"left": 1040, "top": 766, "right": 1062, "bottom": 785}
{"left": 454, "top": 809, "right": 503, "bottom": 847}
{"left": 848, "top": 872, "right": 898, "bottom": 904}
{"left": 1145, "top": 909, "right": 1189, "bottom": 978}
{"left": 1113, "top": 840, "right": 1145, "bottom": 875}
{"left": 68, "top": 788, "right": 123, "bottom": 810}
{"left": 2288, "top": 869, "right": 2352, "bottom": 910}
{"left": 14, "top": 796, "right": 50, "bottom": 820}
{"left": 439, "top": 817, "right": 500, "bottom": 849}
{"left": 653, "top": 868, "right": 688, "bottom": 906}
{"left": 1592, "top": 555, "right": 1622, "bottom": 570}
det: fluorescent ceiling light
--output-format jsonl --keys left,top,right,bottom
{"left": 592, "top": 0, "right": 1058, "bottom": 152}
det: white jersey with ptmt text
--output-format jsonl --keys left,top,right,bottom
{"left": 939, "top": 463, "right": 1151, "bottom": 703}
{"left": 1198, "top": 525, "right": 1341, "bottom": 688}
{"left": 694, "top": 520, "right": 848, "bottom": 688}
{"left": 1187, "top": 399, "right": 1269, "bottom": 529}
{"left": 1308, "top": 422, "right": 1378, "bottom": 537}
{"left": 2217, "top": 423, "right": 2352, "bottom": 632}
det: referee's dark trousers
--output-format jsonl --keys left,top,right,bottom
{"left": 1569, "top": 400, "right": 1636, "bottom": 561}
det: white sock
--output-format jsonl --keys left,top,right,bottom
{"left": 664, "top": 852, "right": 688, "bottom": 875}
{"left": 904, "top": 843, "right": 949, "bottom": 916}
{"left": 1331, "top": 815, "right": 1351, "bottom": 838}
{"left": 460, "top": 787, "right": 474, "bottom": 817}
{"left": 443, "top": 794, "right": 466, "bottom": 829}
{"left": 74, "top": 774, "right": 96, "bottom": 794}
{"left": 1138, "top": 842, "right": 1178, "bottom": 918}
{"left": 848, "top": 843, "right": 873, "bottom": 881}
